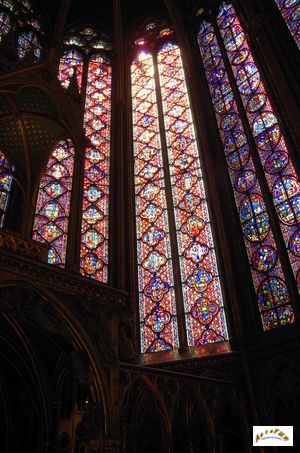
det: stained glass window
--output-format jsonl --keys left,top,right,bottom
{"left": 131, "top": 37, "right": 228, "bottom": 353}
{"left": 18, "top": 31, "right": 41, "bottom": 61}
{"left": 217, "top": 2, "right": 300, "bottom": 292}
{"left": 80, "top": 54, "right": 112, "bottom": 282}
{"left": 58, "top": 49, "right": 84, "bottom": 92}
{"left": 0, "top": 151, "right": 13, "bottom": 227}
{"left": 0, "top": 0, "right": 44, "bottom": 31}
{"left": 157, "top": 43, "right": 228, "bottom": 346}
{"left": 0, "top": 11, "right": 11, "bottom": 40}
{"left": 198, "top": 21, "right": 295, "bottom": 330}
{"left": 275, "top": 0, "right": 300, "bottom": 48}
{"left": 58, "top": 29, "right": 112, "bottom": 282}
{"left": 132, "top": 51, "right": 179, "bottom": 353}
{"left": 0, "top": 0, "right": 44, "bottom": 59}
{"left": 32, "top": 139, "right": 75, "bottom": 266}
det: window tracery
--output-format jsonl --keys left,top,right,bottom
{"left": 18, "top": 30, "right": 41, "bottom": 60}
{"left": 197, "top": 2, "right": 298, "bottom": 330}
{"left": 131, "top": 23, "right": 228, "bottom": 353}
{"left": 0, "top": 0, "right": 44, "bottom": 61}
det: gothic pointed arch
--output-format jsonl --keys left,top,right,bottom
{"left": 121, "top": 376, "right": 170, "bottom": 453}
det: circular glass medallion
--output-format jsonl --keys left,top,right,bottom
{"left": 240, "top": 194, "right": 270, "bottom": 242}
{"left": 202, "top": 44, "right": 221, "bottom": 70}
{"left": 289, "top": 230, "right": 300, "bottom": 256}
{"left": 209, "top": 68, "right": 225, "bottom": 85}
{"left": 225, "top": 130, "right": 247, "bottom": 153}
{"left": 231, "top": 48, "right": 249, "bottom": 65}
{"left": 223, "top": 24, "right": 245, "bottom": 51}
{"left": 264, "top": 150, "right": 289, "bottom": 174}
{"left": 191, "top": 298, "right": 219, "bottom": 324}
{"left": 255, "top": 124, "right": 281, "bottom": 150}
{"left": 258, "top": 277, "right": 289, "bottom": 311}
{"left": 235, "top": 170, "right": 256, "bottom": 192}
{"left": 276, "top": 196, "right": 300, "bottom": 225}
{"left": 252, "top": 245, "right": 277, "bottom": 273}
{"left": 246, "top": 93, "right": 267, "bottom": 112}
{"left": 236, "top": 63, "right": 260, "bottom": 95}
{"left": 273, "top": 176, "right": 300, "bottom": 204}
{"left": 220, "top": 112, "right": 239, "bottom": 131}
{"left": 227, "top": 146, "right": 250, "bottom": 170}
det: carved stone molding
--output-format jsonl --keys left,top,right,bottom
{"left": 0, "top": 230, "right": 48, "bottom": 261}
{"left": 0, "top": 249, "right": 128, "bottom": 305}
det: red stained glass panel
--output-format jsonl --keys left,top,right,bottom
{"left": 80, "top": 55, "right": 111, "bottom": 282}
{"left": 131, "top": 52, "right": 179, "bottom": 352}
{"left": 157, "top": 42, "right": 228, "bottom": 347}
{"left": 32, "top": 139, "right": 75, "bottom": 266}
{"left": 58, "top": 49, "right": 84, "bottom": 92}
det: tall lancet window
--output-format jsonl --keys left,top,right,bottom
{"left": 131, "top": 25, "right": 228, "bottom": 353}
{"left": 197, "top": 2, "right": 298, "bottom": 331}
{"left": 33, "top": 139, "right": 75, "bottom": 266}
{"left": 275, "top": 0, "right": 300, "bottom": 48}
{"left": 57, "top": 28, "right": 112, "bottom": 282}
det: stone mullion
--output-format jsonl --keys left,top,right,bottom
{"left": 65, "top": 140, "right": 86, "bottom": 271}
{"left": 65, "top": 58, "right": 89, "bottom": 271}
{"left": 126, "top": 54, "right": 142, "bottom": 352}
{"left": 152, "top": 50, "right": 188, "bottom": 351}
{"left": 110, "top": 0, "right": 127, "bottom": 289}
{"left": 48, "top": 0, "right": 72, "bottom": 67}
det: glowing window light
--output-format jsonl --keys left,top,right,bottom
{"left": 217, "top": 2, "right": 300, "bottom": 291}
{"left": 32, "top": 139, "right": 75, "bottom": 266}
{"left": 131, "top": 51, "right": 179, "bottom": 353}
{"left": 198, "top": 20, "right": 295, "bottom": 329}
{"left": 58, "top": 49, "right": 84, "bottom": 92}
{"left": 80, "top": 55, "right": 112, "bottom": 282}
{"left": 158, "top": 42, "right": 228, "bottom": 346}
